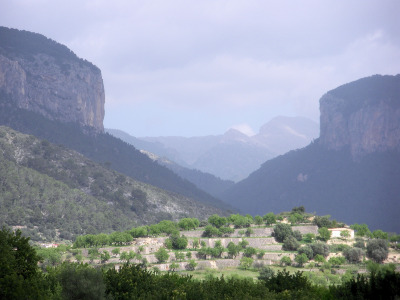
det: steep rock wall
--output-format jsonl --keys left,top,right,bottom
{"left": 0, "top": 27, "right": 105, "bottom": 132}
{"left": 319, "top": 74, "right": 400, "bottom": 158}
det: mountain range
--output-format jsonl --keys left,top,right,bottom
{"left": 222, "top": 74, "right": 400, "bottom": 232}
{"left": 0, "top": 26, "right": 398, "bottom": 236}
{"left": 108, "top": 116, "right": 319, "bottom": 182}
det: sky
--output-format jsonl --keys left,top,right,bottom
{"left": 1, "top": 1, "right": 399, "bottom": 137}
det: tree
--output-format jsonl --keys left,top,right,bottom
{"left": 280, "top": 256, "right": 292, "bottom": 266}
{"left": 372, "top": 230, "right": 388, "bottom": 240}
{"left": 239, "top": 257, "right": 254, "bottom": 270}
{"left": 169, "top": 262, "right": 179, "bottom": 272}
{"left": 258, "top": 266, "right": 275, "bottom": 281}
{"left": 208, "top": 214, "right": 227, "bottom": 228}
{"left": 243, "top": 247, "right": 257, "bottom": 258}
{"left": 167, "top": 233, "right": 188, "bottom": 250}
{"left": 185, "top": 259, "right": 197, "bottom": 271}
{"left": 283, "top": 236, "right": 300, "bottom": 251}
{"left": 295, "top": 253, "right": 308, "bottom": 267}
{"left": 245, "top": 227, "right": 254, "bottom": 237}
{"left": 318, "top": 227, "right": 331, "bottom": 241}
{"left": 155, "top": 247, "right": 169, "bottom": 263}
{"left": 350, "top": 223, "right": 372, "bottom": 237}
{"left": 313, "top": 254, "right": 325, "bottom": 266}
{"left": 0, "top": 228, "right": 47, "bottom": 299}
{"left": 263, "top": 212, "right": 276, "bottom": 225}
{"left": 100, "top": 250, "right": 111, "bottom": 263}
{"left": 227, "top": 242, "right": 240, "bottom": 258}
{"left": 310, "top": 242, "right": 330, "bottom": 258}
{"left": 303, "top": 233, "right": 315, "bottom": 243}
{"left": 298, "top": 245, "right": 313, "bottom": 260}
{"left": 192, "top": 238, "right": 200, "bottom": 249}
{"left": 111, "top": 247, "right": 120, "bottom": 256}
{"left": 257, "top": 249, "right": 266, "bottom": 259}
{"left": 254, "top": 215, "right": 263, "bottom": 225}
{"left": 344, "top": 247, "right": 365, "bottom": 264}
{"left": 174, "top": 251, "right": 185, "bottom": 261}
{"left": 328, "top": 256, "right": 346, "bottom": 267}
{"left": 293, "top": 230, "right": 302, "bottom": 241}
{"left": 273, "top": 223, "right": 293, "bottom": 242}
{"left": 366, "top": 239, "right": 389, "bottom": 263}
{"left": 58, "top": 262, "right": 106, "bottom": 300}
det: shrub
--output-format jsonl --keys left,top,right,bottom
{"left": 318, "top": 227, "right": 331, "bottom": 241}
{"left": 283, "top": 236, "right": 300, "bottom": 251}
{"left": 295, "top": 253, "right": 309, "bottom": 267}
{"left": 344, "top": 247, "right": 365, "bottom": 264}
{"left": 366, "top": 239, "right": 389, "bottom": 263}
{"left": 258, "top": 266, "right": 275, "bottom": 281}
{"left": 311, "top": 242, "right": 330, "bottom": 257}
{"left": 293, "top": 230, "right": 302, "bottom": 241}
{"left": 280, "top": 256, "right": 292, "bottom": 266}
{"left": 155, "top": 247, "right": 169, "bottom": 263}
{"left": 298, "top": 245, "right": 313, "bottom": 259}
{"left": 239, "top": 257, "right": 254, "bottom": 270}
{"left": 273, "top": 223, "right": 293, "bottom": 242}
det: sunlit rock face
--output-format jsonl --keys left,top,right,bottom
{"left": 319, "top": 74, "right": 400, "bottom": 158}
{"left": 0, "top": 27, "right": 105, "bottom": 132}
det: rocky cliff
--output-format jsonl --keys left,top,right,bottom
{"left": 0, "top": 27, "right": 105, "bottom": 132}
{"left": 319, "top": 74, "right": 400, "bottom": 158}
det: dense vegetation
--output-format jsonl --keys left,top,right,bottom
{"left": 0, "top": 26, "right": 97, "bottom": 71}
{"left": 0, "top": 95, "right": 229, "bottom": 212}
{"left": 223, "top": 140, "right": 400, "bottom": 232}
{"left": 0, "top": 126, "right": 228, "bottom": 241}
{"left": 1, "top": 227, "right": 400, "bottom": 299}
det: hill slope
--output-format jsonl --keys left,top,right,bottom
{"left": 0, "top": 126, "right": 229, "bottom": 241}
{"left": 223, "top": 75, "right": 400, "bottom": 232}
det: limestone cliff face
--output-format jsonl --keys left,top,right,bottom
{"left": 0, "top": 27, "right": 105, "bottom": 132}
{"left": 319, "top": 74, "right": 400, "bottom": 158}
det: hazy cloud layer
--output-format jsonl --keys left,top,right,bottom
{"left": 1, "top": 0, "right": 399, "bottom": 136}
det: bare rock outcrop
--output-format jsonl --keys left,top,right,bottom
{"left": 319, "top": 74, "right": 400, "bottom": 158}
{"left": 0, "top": 27, "right": 105, "bottom": 132}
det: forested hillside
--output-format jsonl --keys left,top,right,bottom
{"left": 0, "top": 126, "right": 229, "bottom": 242}
{"left": 0, "top": 96, "right": 229, "bottom": 211}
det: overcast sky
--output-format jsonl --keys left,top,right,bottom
{"left": 1, "top": 1, "right": 399, "bottom": 137}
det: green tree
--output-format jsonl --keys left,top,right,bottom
{"left": 258, "top": 266, "right": 275, "bottom": 281}
{"left": 169, "top": 262, "right": 179, "bottom": 272}
{"left": 350, "top": 223, "right": 372, "bottom": 237}
{"left": 343, "top": 247, "right": 364, "bottom": 264}
{"left": 155, "top": 247, "right": 169, "bottom": 263}
{"left": 295, "top": 253, "right": 309, "bottom": 267}
{"left": 303, "top": 233, "right": 315, "bottom": 243}
{"left": 239, "top": 257, "right": 254, "bottom": 270}
{"left": 0, "top": 227, "right": 47, "bottom": 299}
{"left": 366, "top": 239, "right": 389, "bottom": 263}
{"left": 167, "top": 233, "right": 188, "bottom": 250}
{"left": 254, "top": 215, "right": 263, "bottom": 225}
{"left": 208, "top": 214, "right": 227, "bottom": 228}
{"left": 340, "top": 230, "right": 351, "bottom": 240}
{"left": 111, "top": 247, "right": 120, "bottom": 256}
{"left": 227, "top": 242, "right": 240, "bottom": 258}
{"left": 318, "top": 227, "right": 331, "bottom": 241}
{"left": 273, "top": 223, "right": 293, "bottom": 242}
{"left": 298, "top": 245, "right": 314, "bottom": 260}
{"left": 328, "top": 256, "right": 346, "bottom": 267}
{"left": 314, "top": 254, "right": 325, "bottom": 266}
{"left": 243, "top": 247, "right": 257, "bottom": 258}
{"left": 263, "top": 212, "right": 276, "bottom": 225}
{"left": 372, "top": 230, "right": 388, "bottom": 240}
{"left": 311, "top": 242, "right": 330, "bottom": 258}
{"left": 283, "top": 236, "right": 300, "bottom": 251}
{"left": 100, "top": 250, "right": 111, "bottom": 263}
{"left": 185, "top": 259, "right": 197, "bottom": 271}
{"left": 280, "top": 256, "right": 292, "bottom": 266}
{"left": 57, "top": 262, "right": 106, "bottom": 300}
{"left": 174, "top": 251, "right": 185, "bottom": 261}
